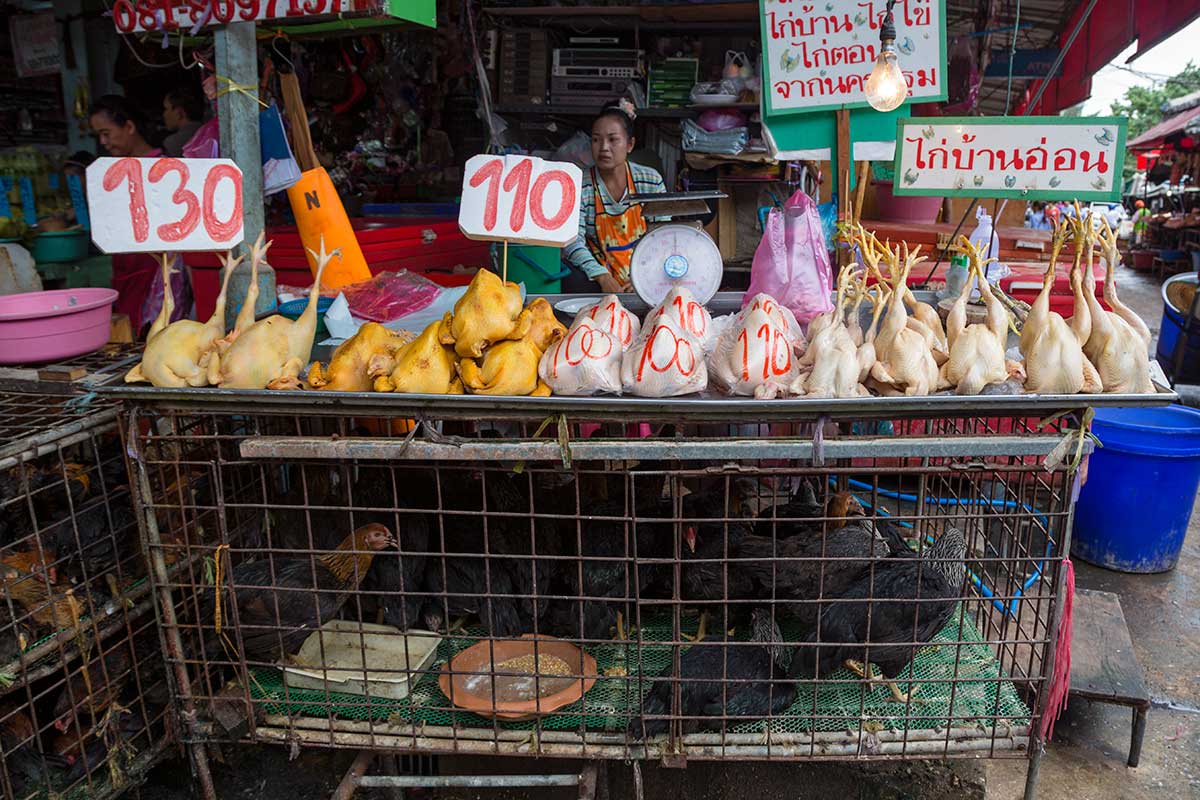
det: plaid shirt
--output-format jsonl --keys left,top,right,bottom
{"left": 564, "top": 162, "right": 666, "bottom": 279}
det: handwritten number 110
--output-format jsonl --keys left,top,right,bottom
{"left": 468, "top": 159, "right": 577, "bottom": 234}
{"left": 102, "top": 158, "right": 243, "bottom": 244}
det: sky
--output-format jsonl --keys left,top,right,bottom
{"left": 1079, "top": 16, "right": 1200, "bottom": 116}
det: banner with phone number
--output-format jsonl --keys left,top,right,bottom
{"left": 111, "top": 0, "right": 373, "bottom": 33}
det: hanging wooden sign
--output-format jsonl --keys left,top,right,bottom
{"left": 86, "top": 157, "right": 244, "bottom": 253}
{"left": 891, "top": 116, "right": 1127, "bottom": 202}
{"left": 759, "top": 0, "right": 947, "bottom": 117}
{"left": 458, "top": 155, "right": 583, "bottom": 248}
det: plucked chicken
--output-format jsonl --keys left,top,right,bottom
{"left": 629, "top": 608, "right": 796, "bottom": 738}
{"left": 572, "top": 294, "right": 641, "bottom": 351}
{"left": 854, "top": 285, "right": 888, "bottom": 383}
{"left": 125, "top": 249, "right": 241, "bottom": 387}
{"left": 370, "top": 319, "right": 463, "bottom": 394}
{"left": 621, "top": 313, "right": 708, "bottom": 397}
{"left": 741, "top": 293, "right": 805, "bottom": 346}
{"left": 708, "top": 308, "right": 801, "bottom": 397}
{"left": 647, "top": 286, "right": 717, "bottom": 353}
{"left": 1078, "top": 215, "right": 1154, "bottom": 393}
{"left": 938, "top": 237, "right": 1010, "bottom": 395}
{"left": 441, "top": 269, "right": 531, "bottom": 358}
{"left": 308, "top": 322, "right": 412, "bottom": 392}
{"left": 793, "top": 265, "right": 867, "bottom": 398}
{"left": 538, "top": 318, "right": 622, "bottom": 396}
{"left": 458, "top": 329, "right": 551, "bottom": 396}
{"left": 207, "top": 237, "right": 336, "bottom": 390}
{"left": 1020, "top": 221, "right": 1101, "bottom": 394}
{"left": 867, "top": 242, "right": 939, "bottom": 397}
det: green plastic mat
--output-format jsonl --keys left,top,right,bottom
{"left": 248, "top": 608, "right": 1030, "bottom": 734}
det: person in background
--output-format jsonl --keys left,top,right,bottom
{"left": 1133, "top": 199, "right": 1150, "bottom": 246}
{"left": 1025, "top": 201, "right": 1050, "bottom": 230}
{"left": 563, "top": 100, "right": 666, "bottom": 293}
{"left": 88, "top": 95, "right": 193, "bottom": 337}
{"left": 162, "top": 86, "right": 206, "bottom": 157}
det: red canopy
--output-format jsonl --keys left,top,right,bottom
{"left": 1127, "top": 106, "right": 1200, "bottom": 151}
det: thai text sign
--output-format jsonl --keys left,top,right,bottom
{"left": 112, "top": 0, "right": 372, "bottom": 33}
{"left": 891, "top": 117, "right": 1127, "bottom": 202}
{"left": 459, "top": 155, "right": 582, "bottom": 248}
{"left": 87, "top": 158, "right": 244, "bottom": 253}
{"left": 759, "top": 0, "right": 946, "bottom": 116}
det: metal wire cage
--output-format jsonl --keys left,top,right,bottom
{"left": 118, "top": 400, "right": 1090, "bottom": 798}
{"left": 0, "top": 391, "right": 173, "bottom": 800}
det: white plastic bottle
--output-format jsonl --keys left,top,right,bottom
{"left": 967, "top": 206, "right": 1009, "bottom": 292}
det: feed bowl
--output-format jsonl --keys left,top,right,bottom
{"left": 0, "top": 288, "right": 117, "bottom": 364}
{"left": 439, "top": 635, "right": 597, "bottom": 720}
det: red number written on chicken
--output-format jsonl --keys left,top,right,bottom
{"left": 738, "top": 323, "right": 792, "bottom": 381}
{"left": 636, "top": 324, "right": 697, "bottom": 382}
{"left": 589, "top": 300, "right": 633, "bottom": 346}
{"left": 550, "top": 325, "right": 613, "bottom": 378}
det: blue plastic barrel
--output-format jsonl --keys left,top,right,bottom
{"left": 1073, "top": 405, "right": 1200, "bottom": 572}
{"left": 1156, "top": 273, "right": 1200, "bottom": 383}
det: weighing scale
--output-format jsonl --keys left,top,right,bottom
{"left": 627, "top": 191, "right": 726, "bottom": 306}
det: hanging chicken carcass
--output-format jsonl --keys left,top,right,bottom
{"left": 621, "top": 313, "right": 708, "bottom": 397}
{"left": 539, "top": 318, "right": 622, "bottom": 396}
{"left": 572, "top": 294, "right": 641, "bottom": 352}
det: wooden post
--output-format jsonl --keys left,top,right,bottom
{"left": 215, "top": 21, "right": 265, "bottom": 252}
{"left": 835, "top": 109, "right": 851, "bottom": 267}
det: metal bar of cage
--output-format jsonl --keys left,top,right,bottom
{"left": 114, "top": 401, "right": 1093, "bottom": 800}
{"left": 0, "top": 391, "right": 174, "bottom": 800}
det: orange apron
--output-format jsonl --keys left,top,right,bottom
{"left": 586, "top": 164, "right": 647, "bottom": 285}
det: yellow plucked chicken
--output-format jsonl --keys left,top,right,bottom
{"left": 125, "top": 249, "right": 240, "bottom": 387}
{"left": 441, "top": 269, "right": 531, "bottom": 358}
{"left": 308, "top": 322, "right": 412, "bottom": 392}
{"left": 369, "top": 319, "right": 463, "bottom": 394}
{"left": 525, "top": 297, "right": 568, "bottom": 352}
{"left": 206, "top": 237, "right": 335, "bottom": 390}
{"left": 938, "top": 237, "right": 1010, "bottom": 395}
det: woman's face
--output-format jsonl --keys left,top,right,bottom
{"left": 90, "top": 111, "right": 142, "bottom": 157}
{"left": 592, "top": 116, "right": 633, "bottom": 171}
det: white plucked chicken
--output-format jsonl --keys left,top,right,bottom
{"left": 538, "top": 318, "right": 622, "bottom": 396}
{"left": 621, "top": 313, "right": 708, "bottom": 397}
{"left": 709, "top": 308, "right": 802, "bottom": 398}
{"left": 572, "top": 294, "right": 641, "bottom": 352}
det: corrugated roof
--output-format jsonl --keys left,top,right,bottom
{"left": 1128, "top": 105, "right": 1200, "bottom": 150}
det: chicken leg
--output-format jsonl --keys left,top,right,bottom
{"left": 1099, "top": 220, "right": 1152, "bottom": 348}
{"left": 844, "top": 659, "right": 924, "bottom": 704}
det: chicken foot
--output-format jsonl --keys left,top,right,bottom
{"left": 844, "top": 659, "right": 925, "bottom": 704}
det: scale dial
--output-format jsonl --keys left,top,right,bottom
{"left": 629, "top": 224, "right": 723, "bottom": 306}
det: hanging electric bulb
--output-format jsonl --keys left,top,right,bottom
{"left": 864, "top": 0, "right": 908, "bottom": 112}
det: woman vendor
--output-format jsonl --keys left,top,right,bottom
{"left": 88, "top": 95, "right": 193, "bottom": 337}
{"left": 563, "top": 100, "right": 666, "bottom": 293}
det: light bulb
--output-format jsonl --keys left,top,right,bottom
{"left": 865, "top": 42, "right": 907, "bottom": 112}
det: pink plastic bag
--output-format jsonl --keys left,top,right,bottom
{"left": 181, "top": 118, "right": 220, "bottom": 159}
{"left": 744, "top": 189, "right": 834, "bottom": 325}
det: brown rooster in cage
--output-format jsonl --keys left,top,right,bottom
{"left": 207, "top": 523, "right": 396, "bottom": 661}
{"left": 0, "top": 566, "right": 83, "bottom": 648}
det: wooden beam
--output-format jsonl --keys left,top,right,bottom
{"left": 835, "top": 109, "right": 851, "bottom": 266}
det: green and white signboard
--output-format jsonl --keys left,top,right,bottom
{"left": 891, "top": 116, "right": 1127, "bottom": 202}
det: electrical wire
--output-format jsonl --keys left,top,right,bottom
{"left": 1003, "top": 0, "right": 1022, "bottom": 115}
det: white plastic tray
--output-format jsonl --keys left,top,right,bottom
{"left": 282, "top": 620, "right": 439, "bottom": 700}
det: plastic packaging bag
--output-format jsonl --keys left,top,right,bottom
{"left": 681, "top": 119, "right": 748, "bottom": 155}
{"left": 539, "top": 319, "right": 622, "bottom": 396}
{"left": 279, "top": 270, "right": 442, "bottom": 323}
{"left": 645, "top": 286, "right": 717, "bottom": 353}
{"left": 181, "top": 117, "right": 220, "bottom": 159}
{"left": 620, "top": 313, "right": 708, "bottom": 397}
{"left": 708, "top": 308, "right": 801, "bottom": 397}
{"left": 571, "top": 294, "right": 641, "bottom": 351}
{"left": 740, "top": 293, "right": 805, "bottom": 346}
{"left": 553, "top": 130, "right": 595, "bottom": 169}
{"left": 697, "top": 108, "right": 748, "bottom": 132}
{"left": 744, "top": 189, "right": 834, "bottom": 326}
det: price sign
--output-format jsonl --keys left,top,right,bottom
{"left": 86, "top": 157, "right": 244, "bottom": 253}
{"left": 112, "top": 0, "right": 365, "bottom": 34}
{"left": 458, "top": 155, "right": 582, "bottom": 248}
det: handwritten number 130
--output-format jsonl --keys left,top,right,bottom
{"left": 468, "top": 159, "right": 576, "bottom": 233}
{"left": 102, "top": 158, "right": 243, "bottom": 244}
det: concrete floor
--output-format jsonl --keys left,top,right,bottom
{"left": 142, "top": 265, "right": 1198, "bottom": 800}
{"left": 985, "top": 264, "right": 1200, "bottom": 800}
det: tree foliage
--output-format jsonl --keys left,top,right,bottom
{"left": 1110, "top": 62, "right": 1200, "bottom": 140}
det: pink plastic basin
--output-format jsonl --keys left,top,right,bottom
{"left": 0, "top": 288, "right": 118, "bottom": 364}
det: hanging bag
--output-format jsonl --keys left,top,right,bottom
{"left": 744, "top": 189, "right": 834, "bottom": 326}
